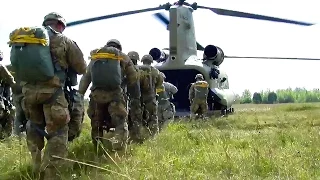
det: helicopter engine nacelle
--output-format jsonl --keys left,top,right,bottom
{"left": 149, "top": 48, "right": 168, "bottom": 63}
{"left": 203, "top": 45, "right": 225, "bottom": 66}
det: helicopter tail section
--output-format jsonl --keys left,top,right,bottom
{"left": 169, "top": 5, "right": 197, "bottom": 65}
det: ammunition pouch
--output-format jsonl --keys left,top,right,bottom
{"left": 64, "top": 67, "right": 79, "bottom": 110}
{"left": 67, "top": 68, "right": 78, "bottom": 86}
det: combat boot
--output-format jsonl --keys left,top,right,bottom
{"left": 31, "top": 150, "right": 42, "bottom": 176}
{"left": 43, "top": 167, "right": 62, "bottom": 180}
{"left": 110, "top": 122, "right": 129, "bottom": 151}
{"left": 147, "top": 117, "right": 159, "bottom": 137}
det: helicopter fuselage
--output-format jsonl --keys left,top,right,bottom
{"left": 150, "top": 53, "right": 236, "bottom": 117}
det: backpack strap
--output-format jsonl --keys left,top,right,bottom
{"left": 46, "top": 26, "right": 66, "bottom": 85}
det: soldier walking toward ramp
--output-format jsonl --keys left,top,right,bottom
{"left": 127, "top": 51, "right": 144, "bottom": 142}
{"left": 79, "top": 39, "right": 138, "bottom": 152}
{"left": 189, "top": 74, "right": 209, "bottom": 119}
{"left": 0, "top": 50, "right": 16, "bottom": 138}
{"left": 139, "top": 55, "right": 163, "bottom": 136}
{"left": 8, "top": 12, "right": 87, "bottom": 178}
{"left": 6, "top": 62, "right": 27, "bottom": 136}
{"left": 3, "top": 50, "right": 27, "bottom": 137}
{"left": 157, "top": 72, "right": 177, "bottom": 131}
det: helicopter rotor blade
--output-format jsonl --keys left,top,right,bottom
{"left": 224, "top": 56, "right": 320, "bottom": 60}
{"left": 67, "top": 4, "right": 171, "bottom": 27}
{"left": 196, "top": 5, "right": 314, "bottom": 26}
{"left": 153, "top": 12, "right": 205, "bottom": 51}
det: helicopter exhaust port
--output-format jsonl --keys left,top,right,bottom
{"left": 149, "top": 48, "right": 168, "bottom": 63}
{"left": 204, "top": 45, "right": 225, "bottom": 66}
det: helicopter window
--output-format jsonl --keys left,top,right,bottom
{"left": 160, "top": 69, "right": 215, "bottom": 114}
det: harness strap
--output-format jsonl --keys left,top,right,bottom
{"left": 29, "top": 121, "right": 63, "bottom": 140}
{"left": 43, "top": 88, "right": 63, "bottom": 104}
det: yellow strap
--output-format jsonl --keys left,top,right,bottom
{"left": 8, "top": 28, "right": 48, "bottom": 46}
{"left": 195, "top": 82, "right": 208, "bottom": 88}
{"left": 156, "top": 88, "right": 165, "bottom": 93}
{"left": 91, "top": 53, "right": 123, "bottom": 61}
{"left": 8, "top": 35, "right": 48, "bottom": 46}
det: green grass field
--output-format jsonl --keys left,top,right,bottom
{"left": 1, "top": 103, "right": 320, "bottom": 180}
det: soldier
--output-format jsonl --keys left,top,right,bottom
{"left": 9, "top": 12, "right": 87, "bottom": 178}
{"left": 0, "top": 50, "right": 16, "bottom": 138}
{"left": 7, "top": 63, "right": 27, "bottom": 137}
{"left": 79, "top": 39, "right": 138, "bottom": 152}
{"left": 157, "top": 72, "right": 178, "bottom": 131}
{"left": 139, "top": 55, "right": 163, "bottom": 136}
{"left": 127, "top": 51, "right": 144, "bottom": 142}
{"left": 188, "top": 74, "right": 209, "bottom": 118}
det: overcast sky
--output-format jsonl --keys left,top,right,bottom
{"left": 1, "top": 0, "right": 319, "bottom": 95}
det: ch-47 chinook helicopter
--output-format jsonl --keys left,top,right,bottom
{"left": 67, "top": 0, "right": 318, "bottom": 117}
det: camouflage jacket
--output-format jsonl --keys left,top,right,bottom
{"left": 0, "top": 65, "right": 15, "bottom": 87}
{"left": 6, "top": 64, "right": 21, "bottom": 94}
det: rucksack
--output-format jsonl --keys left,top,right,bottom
{"left": 156, "top": 84, "right": 169, "bottom": 105}
{"left": 139, "top": 65, "right": 153, "bottom": 93}
{"left": 90, "top": 46, "right": 123, "bottom": 90}
{"left": 194, "top": 80, "right": 209, "bottom": 99}
{"left": 8, "top": 26, "right": 55, "bottom": 83}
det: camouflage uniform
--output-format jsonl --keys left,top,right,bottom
{"left": 6, "top": 64, "right": 27, "bottom": 136}
{"left": 67, "top": 90, "right": 84, "bottom": 141}
{"left": 140, "top": 55, "right": 163, "bottom": 136}
{"left": 127, "top": 51, "right": 143, "bottom": 142}
{"left": 79, "top": 39, "right": 138, "bottom": 151}
{"left": 189, "top": 74, "right": 209, "bottom": 118}
{"left": 0, "top": 58, "right": 16, "bottom": 138}
{"left": 157, "top": 72, "right": 178, "bottom": 131}
{"left": 20, "top": 13, "right": 87, "bottom": 178}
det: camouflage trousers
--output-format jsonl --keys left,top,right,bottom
{"left": 87, "top": 89, "right": 129, "bottom": 152}
{"left": 13, "top": 93, "right": 27, "bottom": 135}
{"left": 190, "top": 99, "right": 208, "bottom": 118}
{"left": 0, "top": 105, "right": 14, "bottom": 139}
{"left": 67, "top": 92, "right": 84, "bottom": 142}
{"left": 157, "top": 101, "right": 175, "bottom": 131}
{"left": 22, "top": 85, "right": 70, "bottom": 179}
{"left": 128, "top": 98, "right": 144, "bottom": 142}
{"left": 142, "top": 96, "right": 159, "bottom": 136}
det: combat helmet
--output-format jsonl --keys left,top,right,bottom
{"left": 141, "top": 54, "right": 153, "bottom": 64}
{"left": 42, "top": 12, "right": 67, "bottom": 27}
{"left": 106, "top": 39, "right": 122, "bottom": 51}
{"left": 0, "top": 50, "right": 3, "bottom": 61}
{"left": 127, "top": 51, "right": 139, "bottom": 61}
{"left": 195, "top": 74, "right": 204, "bottom": 80}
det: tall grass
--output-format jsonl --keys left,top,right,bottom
{"left": 1, "top": 103, "right": 320, "bottom": 179}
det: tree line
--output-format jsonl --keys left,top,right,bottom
{"left": 236, "top": 88, "right": 320, "bottom": 104}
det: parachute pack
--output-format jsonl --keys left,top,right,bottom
{"left": 139, "top": 65, "right": 154, "bottom": 93}
{"left": 194, "top": 81, "right": 209, "bottom": 99}
{"left": 156, "top": 84, "right": 169, "bottom": 105}
{"left": 90, "top": 47, "right": 123, "bottom": 90}
{"left": 8, "top": 26, "right": 55, "bottom": 83}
